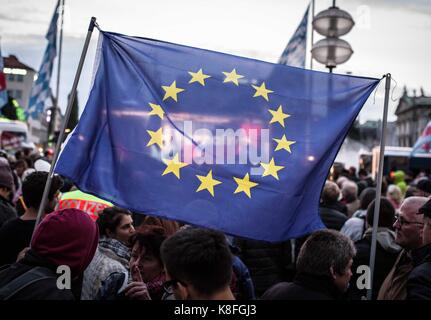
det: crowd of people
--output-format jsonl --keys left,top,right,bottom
{"left": 0, "top": 148, "right": 430, "bottom": 300}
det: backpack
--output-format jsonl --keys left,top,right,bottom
{"left": 0, "top": 266, "right": 56, "bottom": 300}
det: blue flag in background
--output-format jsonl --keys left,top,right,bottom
{"left": 55, "top": 31, "right": 380, "bottom": 242}
{"left": 279, "top": 4, "right": 310, "bottom": 68}
{"left": 27, "top": 0, "right": 59, "bottom": 119}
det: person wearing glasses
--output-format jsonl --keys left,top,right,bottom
{"left": 406, "top": 198, "right": 431, "bottom": 299}
{"left": 378, "top": 196, "right": 428, "bottom": 300}
{"left": 161, "top": 228, "right": 235, "bottom": 300}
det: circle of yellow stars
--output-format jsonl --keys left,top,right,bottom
{"left": 144, "top": 68, "right": 296, "bottom": 198}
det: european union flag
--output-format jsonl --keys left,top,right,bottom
{"left": 55, "top": 31, "right": 380, "bottom": 242}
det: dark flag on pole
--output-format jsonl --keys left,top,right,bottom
{"left": 54, "top": 31, "right": 380, "bottom": 242}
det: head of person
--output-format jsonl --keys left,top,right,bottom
{"left": 366, "top": 198, "right": 396, "bottom": 229}
{"left": 0, "top": 158, "right": 14, "bottom": 199}
{"left": 14, "top": 159, "right": 28, "bottom": 178}
{"left": 341, "top": 180, "right": 358, "bottom": 203}
{"left": 336, "top": 176, "right": 348, "bottom": 189}
{"left": 418, "top": 199, "right": 431, "bottom": 246}
{"left": 22, "top": 171, "right": 63, "bottom": 213}
{"left": 161, "top": 228, "right": 233, "bottom": 300}
{"left": 31, "top": 208, "right": 99, "bottom": 281}
{"left": 142, "top": 215, "right": 180, "bottom": 237}
{"left": 97, "top": 206, "right": 135, "bottom": 245}
{"left": 387, "top": 184, "right": 403, "bottom": 204}
{"left": 416, "top": 178, "right": 431, "bottom": 198}
{"left": 359, "top": 187, "right": 376, "bottom": 210}
{"left": 296, "top": 230, "right": 356, "bottom": 293}
{"left": 321, "top": 181, "right": 341, "bottom": 206}
{"left": 129, "top": 225, "right": 167, "bottom": 299}
{"left": 358, "top": 169, "right": 368, "bottom": 180}
{"left": 393, "top": 196, "right": 428, "bottom": 250}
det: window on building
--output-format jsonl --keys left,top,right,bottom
{"left": 7, "top": 74, "right": 15, "bottom": 82}
{"left": 14, "top": 90, "right": 22, "bottom": 99}
{"left": 17, "top": 75, "right": 24, "bottom": 82}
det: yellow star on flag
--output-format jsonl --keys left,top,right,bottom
{"left": 222, "top": 69, "right": 244, "bottom": 86}
{"left": 148, "top": 103, "right": 165, "bottom": 119}
{"left": 196, "top": 170, "right": 222, "bottom": 197}
{"left": 268, "top": 105, "right": 290, "bottom": 127}
{"left": 188, "top": 69, "right": 211, "bottom": 86}
{"left": 233, "top": 173, "right": 259, "bottom": 198}
{"left": 252, "top": 82, "right": 273, "bottom": 101}
{"left": 162, "top": 81, "right": 185, "bottom": 102}
{"left": 162, "top": 153, "right": 189, "bottom": 179}
{"left": 260, "top": 157, "right": 284, "bottom": 180}
{"left": 273, "top": 135, "right": 296, "bottom": 153}
{"left": 146, "top": 128, "right": 163, "bottom": 149}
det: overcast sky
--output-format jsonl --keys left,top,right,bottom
{"left": 1, "top": 0, "right": 430, "bottom": 122}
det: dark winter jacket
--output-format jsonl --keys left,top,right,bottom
{"left": 348, "top": 228, "right": 401, "bottom": 300}
{"left": 261, "top": 273, "right": 343, "bottom": 300}
{"left": 319, "top": 207, "right": 347, "bottom": 231}
{"left": 0, "top": 195, "right": 17, "bottom": 228}
{"left": 233, "top": 238, "right": 294, "bottom": 297}
{"left": 407, "top": 243, "right": 431, "bottom": 300}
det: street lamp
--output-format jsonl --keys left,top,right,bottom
{"left": 311, "top": 1, "right": 354, "bottom": 72}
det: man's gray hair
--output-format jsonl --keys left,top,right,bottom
{"left": 297, "top": 230, "right": 356, "bottom": 277}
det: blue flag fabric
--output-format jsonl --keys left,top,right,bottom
{"left": 27, "top": 0, "right": 59, "bottom": 119}
{"left": 55, "top": 31, "right": 380, "bottom": 242}
{"left": 279, "top": 4, "right": 310, "bottom": 67}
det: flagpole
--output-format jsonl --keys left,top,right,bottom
{"left": 309, "top": 0, "right": 315, "bottom": 70}
{"left": 367, "top": 73, "right": 391, "bottom": 300}
{"left": 32, "top": 17, "right": 98, "bottom": 239}
{"left": 48, "top": 0, "right": 64, "bottom": 146}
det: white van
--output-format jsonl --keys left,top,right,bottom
{"left": 0, "top": 118, "right": 31, "bottom": 152}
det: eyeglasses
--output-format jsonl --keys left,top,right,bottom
{"left": 162, "top": 279, "right": 186, "bottom": 295}
{"left": 395, "top": 214, "right": 424, "bottom": 227}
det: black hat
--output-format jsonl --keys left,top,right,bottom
{"left": 417, "top": 179, "right": 431, "bottom": 195}
{"left": 418, "top": 198, "right": 431, "bottom": 218}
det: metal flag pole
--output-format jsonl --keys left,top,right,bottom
{"left": 48, "top": 0, "right": 64, "bottom": 145}
{"left": 366, "top": 73, "right": 391, "bottom": 300}
{"left": 31, "top": 17, "right": 98, "bottom": 239}
{"left": 309, "top": 0, "right": 315, "bottom": 70}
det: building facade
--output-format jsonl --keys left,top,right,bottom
{"left": 395, "top": 88, "right": 431, "bottom": 147}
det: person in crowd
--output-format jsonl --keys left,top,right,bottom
{"left": 97, "top": 225, "right": 167, "bottom": 300}
{"left": 406, "top": 199, "right": 431, "bottom": 299}
{"left": 392, "top": 170, "right": 407, "bottom": 196}
{"left": 341, "top": 180, "right": 360, "bottom": 218}
{"left": 378, "top": 196, "right": 428, "bottom": 299}
{"left": 0, "top": 172, "right": 63, "bottom": 267}
{"left": 358, "top": 169, "right": 374, "bottom": 188}
{"left": 261, "top": 230, "right": 356, "bottom": 300}
{"left": 81, "top": 206, "right": 135, "bottom": 300}
{"left": 161, "top": 228, "right": 235, "bottom": 300}
{"left": 387, "top": 184, "right": 403, "bottom": 210}
{"left": 347, "top": 167, "right": 359, "bottom": 182}
{"left": 142, "top": 215, "right": 180, "bottom": 237}
{"left": 319, "top": 181, "right": 348, "bottom": 230}
{"left": 0, "top": 158, "right": 17, "bottom": 228}
{"left": 415, "top": 178, "right": 431, "bottom": 198}
{"left": 341, "top": 188, "right": 376, "bottom": 242}
{"left": 348, "top": 198, "right": 401, "bottom": 300}
{"left": 0, "top": 208, "right": 98, "bottom": 300}
{"left": 233, "top": 237, "right": 294, "bottom": 297}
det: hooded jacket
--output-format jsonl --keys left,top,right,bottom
{"left": 348, "top": 227, "right": 401, "bottom": 300}
{"left": 0, "top": 208, "right": 98, "bottom": 300}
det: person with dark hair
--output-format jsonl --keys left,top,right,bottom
{"left": 81, "top": 206, "right": 135, "bottom": 300}
{"left": 262, "top": 230, "right": 356, "bottom": 300}
{"left": 341, "top": 187, "right": 376, "bottom": 242}
{"left": 406, "top": 199, "right": 431, "bottom": 299}
{"left": 161, "top": 228, "right": 235, "bottom": 300}
{"left": 0, "top": 158, "right": 17, "bottom": 228}
{"left": 348, "top": 198, "right": 401, "bottom": 300}
{"left": 0, "top": 172, "right": 63, "bottom": 267}
{"left": 0, "top": 209, "right": 98, "bottom": 300}
{"left": 142, "top": 215, "right": 180, "bottom": 237}
{"left": 97, "top": 225, "right": 167, "bottom": 300}
{"left": 415, "top": 178, "right": 431, "bottom": 198}
{"left": 319, "top": 181, "right": 347, "bottom": 230}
